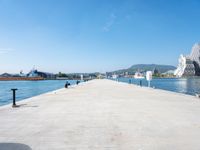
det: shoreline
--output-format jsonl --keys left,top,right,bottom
{"left": 0, "top": 77, "right": 44, "bottom": 81}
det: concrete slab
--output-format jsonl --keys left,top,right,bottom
{"left": 0, "top": 79, "right": 200, "bottom": 150}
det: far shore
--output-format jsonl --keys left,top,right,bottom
{"left": 0, "top": 77, "right": 44, "bottom": 81}
{"left": 0, "top": 77, "right": 91, "bottom": 81}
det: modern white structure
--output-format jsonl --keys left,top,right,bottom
{"left": 174, "top": 43, "right": 200, "bottom": 77}
{"left": 191, "top": 43, "right": 200, "bottom": 64}
{"left": 174, "top": 55, "right": 195, "bottom": 77}
{"left": 190, "top": 43, "right": 200, "bottom": 75}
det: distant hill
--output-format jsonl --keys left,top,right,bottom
{"left": 0, "top": 73, "right": 13, "bottom": 77}
{"left": 108, "top": 64, "right": 176, "bottom": 75}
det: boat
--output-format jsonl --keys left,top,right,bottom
{"left": 134, "top": 72, "right": 145, "bottom": 79}
{"left": 112, "top": 74, "right": 118, "bottom": 79}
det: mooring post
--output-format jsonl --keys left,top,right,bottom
{"left": 76, "top": 80, "right": 80, "bottom": 85}
{"left": 11, "top": 89, "right": 18, "bottom": 107}
{"left": 129, "top": 79, "right": 131, "bottom": 84}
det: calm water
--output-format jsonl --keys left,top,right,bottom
{"left": 117, "top": 78, "right": 200, "bottom": 96}
{"left": 0, "top": 80, "right": 77, "bottom": 106}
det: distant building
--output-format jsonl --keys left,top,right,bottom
{"left": 27, "top": 69, "right": 38, "bottom": 77}
{"left": 19, "top": 70, "right": 26, "bottom": 77}
{"left": 162, "top": 70, "right": 175, "bottom": 74}
{"left": 153, "top": 68, "right": 159, "bottom": 75}
{"left": 162, "top": 70, "right": 175, "bottom": 77}
{"left": 27, "top": 69, "right": 56, "bottom": 79}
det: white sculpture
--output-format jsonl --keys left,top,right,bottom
{"left": 174, "top": 43, "right": 199, "bottom": 77}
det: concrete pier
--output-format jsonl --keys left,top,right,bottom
{"left": 0, "top": 79, "right": 200, "bottom": 150}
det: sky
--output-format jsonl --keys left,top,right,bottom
{"left": 0, "top": 0, "right": 200, "bottom": 74}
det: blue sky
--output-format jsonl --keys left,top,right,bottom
{"left": 0, "top": 0, "right": 200, "bottom": 73}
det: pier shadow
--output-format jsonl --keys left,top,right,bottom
{"left": 0, "top": 143, "right": 32, "bottom": 150}
{"left": 13, "top": 104, "right": 38, "bottom": 108}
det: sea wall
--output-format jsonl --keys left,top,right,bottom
{"left": 0, "top": 77, "right": 44, "bottom": 81}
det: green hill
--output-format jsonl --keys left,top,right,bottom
{"left": 108, "top": 64, "right": 176, "bottom": 75}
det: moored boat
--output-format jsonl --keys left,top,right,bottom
{"left": 134, "top": 72, "right": 145, "bottom": 79}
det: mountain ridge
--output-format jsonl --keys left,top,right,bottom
{"left": 108, "top": 64, "right": 176, "bottom": 74}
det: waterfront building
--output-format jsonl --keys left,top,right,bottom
{"left": 190, "top": 43, "right": 200, "bottom": 75}
{"left": 153, "top": 68, "right": 159, "bottom": 75}
{"left": 27, "top": 69, "right": 38, "bottom": 77}
{"left": 162, "top": 70, "right": 175, "bottom": 75}
{"left": 174, "top": 43, "right": 200, "bottom": 77}
{"left": 19, "top": 70, "right": 26, "bottom": 77}
{"left": 27, "top": 69, "right": 56, "bottom": 79}
{"left": 174, "top": 55, "right": 195, "bottom": 77}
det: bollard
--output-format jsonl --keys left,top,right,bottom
{"left": 129, "top": 79, "right": 131, "bottom": 84}
{"left": 140, "top": 80, "right": 142, "bottom": 87}
{"left": 76, "top": 80, "right": 80, "bottom": 85}
{"left": 65, "top": 83, "right": 68, "bottom": 88}
{"left": 11, "top": 89, "right": 18, "bottom": 107}
{"left": 65, "top": 81, "right": 71, "bottom": 88}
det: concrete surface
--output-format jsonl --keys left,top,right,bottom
{"left": 0, "top": 79, "right": 200, "bottom": 150}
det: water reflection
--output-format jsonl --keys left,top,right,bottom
{"left": 118, "top": 78, "right": 200, "bottom": 96}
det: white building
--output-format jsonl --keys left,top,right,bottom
{"left": 174, "top": 55, "right": 195, "bottom": 77}
{"left": 174, "top": 43, "right": 200, "bottom": 77}
{"left": 190, "top": 43, "right": 200, "bottom": 75}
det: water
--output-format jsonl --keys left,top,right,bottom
{"left": 117, "top": 78, "right": 200, "bottom": 96}
{"left": 0, "top": 80, "right": 77, "bottom": 106}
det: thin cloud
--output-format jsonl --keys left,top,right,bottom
{"left": 0, "top": 48, "right": 15, "bottom": 54}
{"left": 103, "top": 13, "right": 117, "bottom": 32}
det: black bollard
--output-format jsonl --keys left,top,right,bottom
{"left": 65, "top": 81, "right": 71, "bottom": 88}
{"left": 76, "top": 80, "right": 80, "bottom": 85}
{"left": 11, "top": 89, "right": 18, "bottom": 107}
{"left": 65, "top": 83, "right": 68, "bottom": 88}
